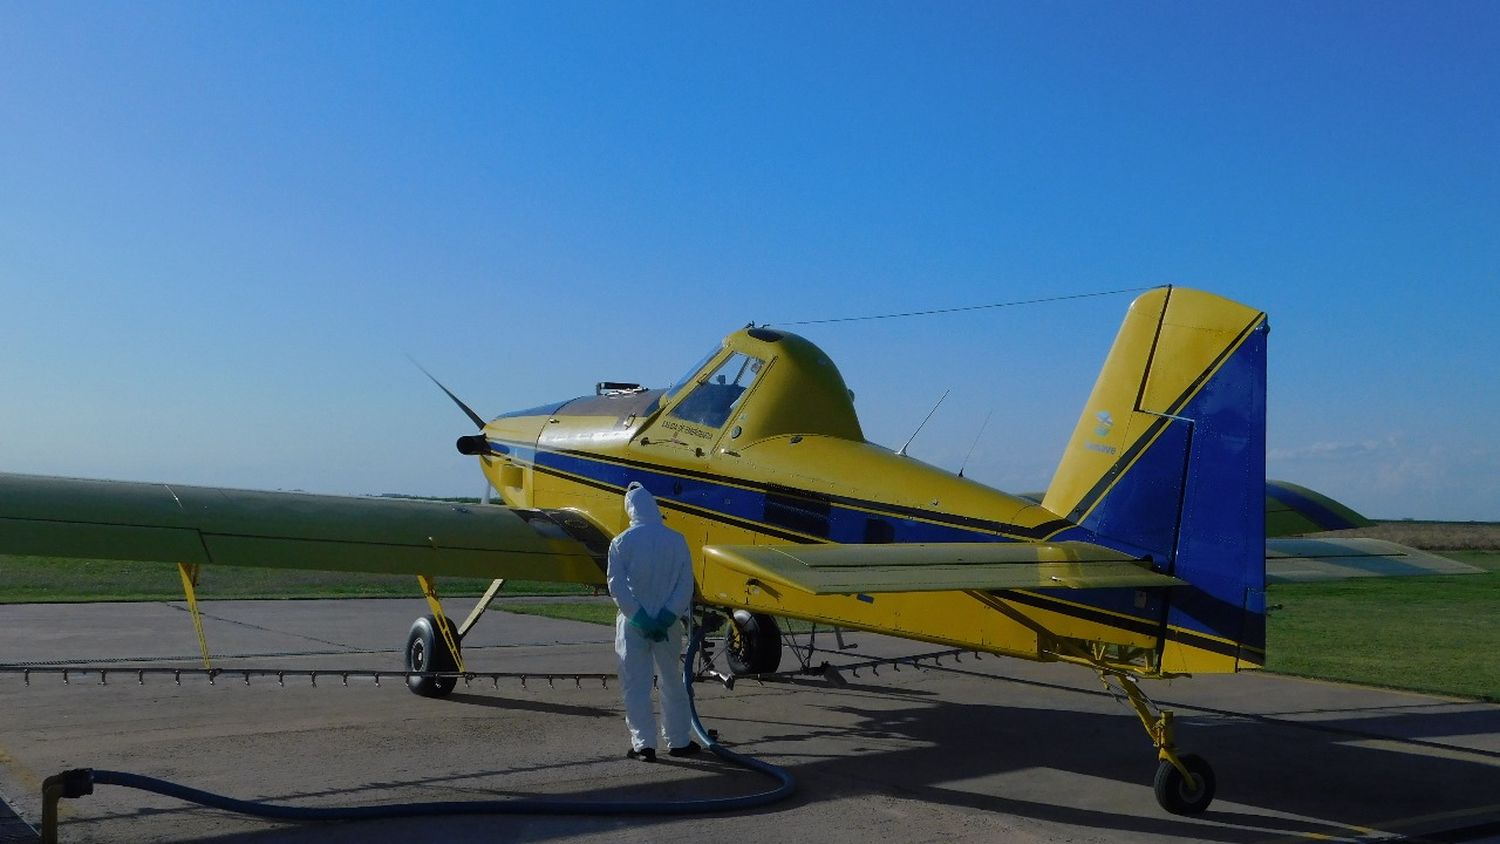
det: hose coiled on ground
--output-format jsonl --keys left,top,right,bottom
{"left": 40, "top": 621, "right": 794, "bottom": 842}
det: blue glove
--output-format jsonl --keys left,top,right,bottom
{"left": 648, "top": 610, "right": 677, "bottom": 643}
{"left": 629, "top": 609, "right": 661, "bottom": 637}
{"left": 654, "top": 609, "right": 678, "bottom": 631}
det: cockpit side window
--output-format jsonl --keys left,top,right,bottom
{"left": 668, "top": 352, "right": 765, "bottom": 429}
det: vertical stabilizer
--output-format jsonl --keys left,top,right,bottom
{"left": 1042, "top": 287, "right": 1269, "bottom": 671}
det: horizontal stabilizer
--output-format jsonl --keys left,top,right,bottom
{"left": 702, "top": 541, "right": 1185, "bottom": 595}
{"left": 0, "top": 473, "right": 603, "bottom": 584}
{"left": 1266, "top": 537, "right": 1481, "bottom": 583}
{"left": 1025, "top": 480, "right": 1373, "bottom": 537}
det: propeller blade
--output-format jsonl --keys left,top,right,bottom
{"left": 409, "top": 356, "right": 487, "bottom": 430}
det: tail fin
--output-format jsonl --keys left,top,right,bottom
{"left": 1042, "top": 287, "right": 1269, "bottom": 671}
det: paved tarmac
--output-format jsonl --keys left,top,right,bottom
{"left": 0, "top": 598, "right": 1497, "bottom": 843}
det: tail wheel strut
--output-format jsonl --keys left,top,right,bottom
{"left": 1104, "top": 672, "right": 1216, "bottom": 815}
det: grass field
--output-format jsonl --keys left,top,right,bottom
{"left": 1265, "top": 549, "right": 1499, "bottom": 701}
{"left": 2, "top": 522, "right": 1495, "bottom": 701}
{"left": 505, "top": 602, "right": 620, "bottom": 626}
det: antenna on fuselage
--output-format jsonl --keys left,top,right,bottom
{"left": 957, "top": 408, "right": 994, "bottom": 478}
{"left": 896, "top": 389, "right": 949, "bottom": 458}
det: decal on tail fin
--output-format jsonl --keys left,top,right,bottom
{"left": 1042, "top": 287, "right": 1269, "bottom": 671}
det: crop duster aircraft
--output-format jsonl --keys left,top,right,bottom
{"left": 0, "top": 287, "right": 1475, "bottom": 815}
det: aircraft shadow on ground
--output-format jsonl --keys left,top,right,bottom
{"left": 779, "top": 696, "right": 1500, "bottom": 842}
{"left": 57, "top": 682, "right": 1500, "bottom": 844}
{"left": 1262, "top": 706, "right": 1500, "bottom": 750}
{"left": 444, "top": 691, "right": 616, "bottom": 718}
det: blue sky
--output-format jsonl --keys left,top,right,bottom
{"left": 1, "top": 4, "right": 1496, "bottom": 520}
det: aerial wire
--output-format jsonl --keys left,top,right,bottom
{"left": 957, "top": 408, "right": 994, "bottom": 479}
{"left": 772, "top": 286, "right": 1154, "bottom": 327}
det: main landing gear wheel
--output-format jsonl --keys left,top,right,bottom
{"left": 725, "top": 611, "right": 782, "bottom": 676}
{"left": 1153, "top": 754, "right": 1215, "bottom": 815}
{"left": 405, "top": 614, "right": 461, "bottom": 698}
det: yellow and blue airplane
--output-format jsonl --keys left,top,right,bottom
{"left": 0, "top": 286, "right": 1474, "bottom": 815}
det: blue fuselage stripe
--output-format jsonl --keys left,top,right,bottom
{"left": 487, "top": 436, "right": 1258, "bottom": 646}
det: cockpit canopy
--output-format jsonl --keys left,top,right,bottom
{"left": 490, "top": 326, "right": 864, "bottom": 449}
{"left": 667, "top": 352, "right": 763, "bottom": 429}
{"left": 664, "top": 327, "right": 863, "bottom": 444}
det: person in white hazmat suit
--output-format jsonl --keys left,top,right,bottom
{"left": 608, "top": 483, "right": 701, "bottom": 762}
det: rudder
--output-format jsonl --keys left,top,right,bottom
{"left": 1042, "top": 287, "right": 1268, "bottom": 672}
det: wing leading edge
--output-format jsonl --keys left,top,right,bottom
{"left": 0, "top": 473, "right": 604, "bottom": 584}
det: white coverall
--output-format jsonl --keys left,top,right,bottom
{"left": 607, "top": 485, "right": 696, "bottom": 752}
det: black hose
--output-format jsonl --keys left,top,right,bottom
{"left": 88, "top": 769, "right": 750, "bottom": 819}
{"left": 683, "top": 618, "right": 797, "bottom": 800}
{"left": 48, "top": 620, "right": 794, "bottom": 832}
{"left": 87, "top": 763, "right": 782, "bottom": 818}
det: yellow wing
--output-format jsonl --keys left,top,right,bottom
{"left": 0, "top": 473, "right": 604, "bottom": 585}
{"left": 702, "top": 541, "right": 1185, "bottom": 594}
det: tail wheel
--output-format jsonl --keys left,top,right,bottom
{"left": 725, "top": 611, "right": 782, "bottom": 675}
{"left": 405, "top": 614, "right": 460, "bottom": 698}
{"left": 1153, "top": 754, "right": 1215, "bottom": 815}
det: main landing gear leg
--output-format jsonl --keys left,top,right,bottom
{"left": 405, "top": 575, "right": 466, "bottom": 698}
{"left": 1105, "top": 672, "right": 1216, "bottom": 816}
{"left": 176, "top": 563, "right": 212, "bottom": 670}
{"left": 691, "top": 608, "right": 785, "bottom": 687}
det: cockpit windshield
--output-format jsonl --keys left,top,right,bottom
{"left": 667, "top": 347, "right": 721, "bottom": 398}
{"left": 668, "top": 352, "right": 765, "bottom": 429}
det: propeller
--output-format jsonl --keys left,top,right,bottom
{"left": 408, "top": 356, "right": 487, "bottom": 430}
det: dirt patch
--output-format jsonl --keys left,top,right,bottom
{"left": 1316, "top": 521, "right": 1500, "bottom": 551}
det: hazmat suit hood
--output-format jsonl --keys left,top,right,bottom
{"left": 624, "top": 484, "right": 664, "bottom": 527}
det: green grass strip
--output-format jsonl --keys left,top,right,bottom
{"left": 505, "top": 603, "right": 620, "bottom": 626}
{"left": 1265, "top": 551, "right": 1500, "bottom": 702}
